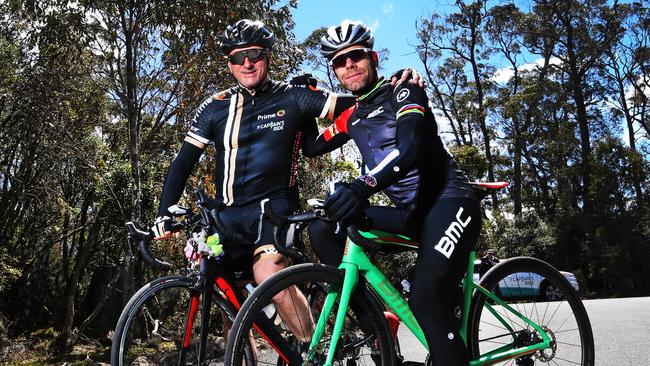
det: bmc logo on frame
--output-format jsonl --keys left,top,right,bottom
{"left": 434, "top": 207, "right": 471, "bottom": 259}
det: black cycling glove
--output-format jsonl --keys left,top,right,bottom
{"left": 290, "top": 73, "right": 318, "bottom": 87}
{"left": 323, "top": 180, "right": 369, "bottom": 223}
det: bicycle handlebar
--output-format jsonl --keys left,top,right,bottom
{"left": 263, "top": 200, "right": 322, "bottom": 262}
{"left": 262, "top": 200, "right": 384, "bottom": 257}
{"left": 125, "top": 188, "right": 256, "bottom": 272}
{"left": 128, "top": 189, "right": 388, "bottom": 271}
{"left": 125, "top": 221, "right": 173, "bottom": 271}
{"left": 346, "top": 225, "right": 383, "bottom": 253}
{"left": 193, "top": 188, "right": 250, "bottom": 247}
{"left": 260, "top": 182, "right": 511, "bottom": 258}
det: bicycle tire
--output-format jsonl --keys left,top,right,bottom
{"left": 225, "top": 263, "right": 396, "bottom": 366}
{"left": 111, "top": 275, "right": 254, "bottom": 366}
{"left": 467, "top": 257, "right": 595, "bottom": 365}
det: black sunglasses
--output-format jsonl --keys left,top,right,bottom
{"left": 330, "top": 48, "right": 371, "bottom": 69}
{"left": 228, "top": 48, "right": 268, "bottom": 65}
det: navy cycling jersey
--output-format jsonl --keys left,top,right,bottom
{"left": 308, "top": 75, "right": 481, "bottom": 366}
{"left": 158, "top": 80, "right": 354, "bottom": 214}
{"left": 314, "top": 77, "right": 473, "bottom": 208}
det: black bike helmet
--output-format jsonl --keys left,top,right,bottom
{"left": 220, "top": 19, "right": 275, "bottom": 54}
{"left": 320, "top": 20, "right": 374, "bottom": 60}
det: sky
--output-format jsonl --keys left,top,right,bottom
{"left": 290, "top": 0, "right": 454, "bottom": 75}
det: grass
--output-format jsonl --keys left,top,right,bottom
{"left": 1, "top": 337, "right": 111, "bottom": 365}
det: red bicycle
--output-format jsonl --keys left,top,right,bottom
{"left": 111, "top": 188, "right": 307, "bottom": 365}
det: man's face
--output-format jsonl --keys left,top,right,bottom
{"left": 331, "top": 46, "right": 376, "bottom": 93}
{"left": 227, "top": 46, "right": 270, "bottom": 89}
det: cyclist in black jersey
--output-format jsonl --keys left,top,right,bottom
{"left": 150, "top": 19, "right": 357, "bottom": 341}
{"left": 306, "top": 20, "right": 482, "bottom": 365}
{"left": 150, "top": 19, "right": 421, "bottom": 341}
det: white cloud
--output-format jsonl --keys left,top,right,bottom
{"left": 367, "top": 19, "right": 380, "bottom": 32}
{"left": 340, "top": 18, "right": 379, "bottom": 32}
{"left": 621, "top": 76, "right": 650, "bottom": 146}
{"left": 492, "top": 57, "right": 562, "bottom": 84}
{"left": 382, "top": 3, "right": 394, "bottom": 14}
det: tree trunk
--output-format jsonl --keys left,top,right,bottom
{"left": 609, "top": 52, "right": 645, "bottom": 207}
{"left": 123, "top": 1, "right": 140, "bottom": 307}
{"left": 466, "top": 5, "right": 496, "bottom": 207}
{"left": 564, "top": 17, "right": 593, "bottom": 221}
{"left": 54, "top": 192, "right": 98, "bottom": 353}
{"left": 70, "top": 256, "right": 126, "bottom": 345}
{"left": 520, "top": 42, "right": 554, "bottom": 216}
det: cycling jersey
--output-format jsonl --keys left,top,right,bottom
{"left": 307, "top": 75, "right": 481, "bottom": 366}
{"left": 310, "top": 77, "right": 475, "bottom": 209}
{"left": 158, "top": 80, "right": 354, "bottom": 214}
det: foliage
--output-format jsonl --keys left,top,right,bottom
{"left": 449, "top": 144, "right": 488, "bottom": 180}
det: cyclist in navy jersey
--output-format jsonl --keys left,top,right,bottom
{"left": 151, "top": 19, "right": 422, "bottom": 341}
{"left": 306, "top": 20, "right": 482, "bottom": 365}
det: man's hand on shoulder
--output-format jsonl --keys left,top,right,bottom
{"left": 390, "top": 68, "right": 426, "bottom": 89}
{"left": 290, "top": 73, "right": 318, "bottom": 88}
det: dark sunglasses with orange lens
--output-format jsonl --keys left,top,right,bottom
{"left": 228, "top": 48, "right": 268, "bottom": 65}
{"left": 330, "top": 48, "right": 371, "bottom": 69}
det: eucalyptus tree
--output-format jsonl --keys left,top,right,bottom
{"left": 530, "top": 0, "right": 625, "bottom": 219}
{"left": 601, "top": 2, "right": 649, "bottom": 206}
{"left": 415, "top": 0, "right": 500, "bottom": 207}
{"left": 486, "top": 4, "right": 526, "bottom": 215}
{"left": 0, "top": 1, "right": 112, "bottom": 352}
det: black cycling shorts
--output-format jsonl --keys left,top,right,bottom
{"left": 215, "top": 191, "right": 297, "bottom": 257}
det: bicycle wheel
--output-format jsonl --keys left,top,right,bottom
{"left": 467, "top": 257, "right": 594, "bottom": 365}
{"left": 225, "top": 263, "right": 395, "bottom": 366}
{"left": 111, "top": 275, "right": 254, "bottom": 366}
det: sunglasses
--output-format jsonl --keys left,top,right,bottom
{"left": 228, "top": 48, "right": 268, "bottom": 65}
{"left": 330, "top": 48, "right": 371, "bottom": 69}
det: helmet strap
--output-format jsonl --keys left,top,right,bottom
{"left": 370, "top": 51, "right": 379, "bottom": 67}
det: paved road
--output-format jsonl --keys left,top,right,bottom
{"left": 397, "top": 296, "right": 650, "bottom": 364}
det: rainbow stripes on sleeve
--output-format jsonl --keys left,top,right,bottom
{"left": 396, "top": 104, "right": 425, "bottom": 119}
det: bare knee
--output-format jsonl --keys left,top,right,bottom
{"left": 253, "top": 250, "right": 288, "bottom": 285}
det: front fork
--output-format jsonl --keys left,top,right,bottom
{"left": 306, "top": 263, "right": 359, "bottom": 366}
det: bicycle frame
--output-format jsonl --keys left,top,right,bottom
{"left": 182, "top": 257, "right": 303, "bottom": 365}
{"left": 306, "top": 229, "right": 553, "bottom": 366}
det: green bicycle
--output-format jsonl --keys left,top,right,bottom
{"left": 224, "top": 182, "right": 595, "bottom": 366}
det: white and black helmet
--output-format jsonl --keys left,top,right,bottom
{"left": 220, "top": 19, "right": 275, "bottom": 54}
{"left": 320, "top": 20, "right": 374, "bottom": 60}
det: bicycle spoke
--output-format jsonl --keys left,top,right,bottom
{"left": 469, "top": 258, "right": 593, "bottom": 366}
{"left": 226, "top": 265, "right": 394, "bottom": 366}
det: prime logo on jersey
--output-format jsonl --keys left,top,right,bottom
{"left": 257, "top": 109, "right": 286, "bottom": 120}
{"left": 256, "top": 109, "right": 286, "bottom": 131}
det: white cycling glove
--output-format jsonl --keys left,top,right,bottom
{"left": 151, "top": 216, "right": 173, "bottom": 240}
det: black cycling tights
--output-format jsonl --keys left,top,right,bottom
{"left": 309, "top": 198, "right": 481, "bottom": 366}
